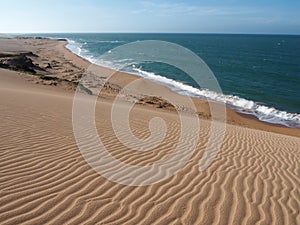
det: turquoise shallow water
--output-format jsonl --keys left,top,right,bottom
{"left": 14, "top": 33, "right": 300, "bottom": 127}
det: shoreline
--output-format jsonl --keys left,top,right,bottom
{"left": 0, "top": 37, "right": 299, "bottom": 137}
{"left": 61, "top": 38, "right": 300, "bottom": 137}
{"left": 3, "top": 35, "right": 300, "bottom": 128}
{"left": 63, "top": 36, "right": 300, "bottom": 129}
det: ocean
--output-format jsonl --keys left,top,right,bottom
{"left": 14, "top": 33, "right": 300, "bottom": 128}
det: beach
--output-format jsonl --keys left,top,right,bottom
{"left": 0, "top": 38, "right": 299, "bottom": 224}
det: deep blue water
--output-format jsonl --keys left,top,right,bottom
{"left": 14, "top": 33, "right": 300, "bottom": 127}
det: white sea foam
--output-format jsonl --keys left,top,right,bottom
{"left": 66, "top": 39, "right": 300, "bottom": 128}
{"left": 66, "top": 39, "right": 96, "bottom": 63}
{"left": 132, "top": 68, "right": 300, "bottom": 127}
{"left": 66, "top": 40, "right": 82, "bottom": 56}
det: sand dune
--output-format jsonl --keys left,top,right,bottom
{"left": 0, "top": 68, "right": 299, "bottom": 225}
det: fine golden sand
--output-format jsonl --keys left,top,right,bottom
{"left": 0, "top": 38, "right": 299, "bottom": 225}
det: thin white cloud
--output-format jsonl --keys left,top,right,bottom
{"left": 241, "top": 16, "right": 300, "bottom": 25}
{"left": 131, "top": 1, "right": 256, "bottom": 16}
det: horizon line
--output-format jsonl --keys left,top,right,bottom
{"left": 1, "top": 32, "right": 300, "bottom": 36}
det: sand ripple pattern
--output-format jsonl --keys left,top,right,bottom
{"left": 0, "top": 76, "right": 299, "bottom": 225}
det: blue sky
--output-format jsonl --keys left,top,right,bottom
{"left": 1, "top": 0, "right": 299, "bottom": 34}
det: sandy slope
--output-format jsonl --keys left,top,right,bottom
{"left": 0, "top": 68, "right": 299, "bottom": 225}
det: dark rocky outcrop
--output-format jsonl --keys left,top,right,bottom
{"left": 0, "top": 52, "right": 42, "bottom": 73}
{"left": 138, "top": 96, "right": 175, "bottom": 109}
